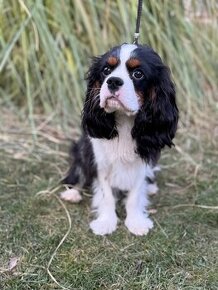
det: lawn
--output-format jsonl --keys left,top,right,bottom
{"left": 0, "top": 111, "right": 217, "bottom": 290}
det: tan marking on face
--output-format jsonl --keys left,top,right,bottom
{"left": 136, "top": 90, "right": 144, "bottom": 106}
{"left": 137, "top": 88, "right": 156, "bottom": 106}
{"left": 149, "top": 87, "right": 156, "bottom": 101}
{"left": 94, "top": 80, "right": 100, "bottom": 88}
{"left": 107, "top": 56, "right": 119, "bottom": 66}
{"left": 126, "top": 58, "right": 141, "bottom": 69}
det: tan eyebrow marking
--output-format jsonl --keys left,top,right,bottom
{"left": 126, "top": 58, "right": 141, "bottom": 68}
{"left": 107, "top": 56, "right": 119, "bottom": 66}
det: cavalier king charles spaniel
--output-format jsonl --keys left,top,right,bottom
{"left": 61, "top": 43, "right": 178, "bottom": 236}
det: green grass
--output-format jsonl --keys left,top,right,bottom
{"left": 0, "top": 120, "right": 217, "bottom": 289}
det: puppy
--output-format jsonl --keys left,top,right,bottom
{"left": 61, "top": 43, "right": 178, "bottom": 236}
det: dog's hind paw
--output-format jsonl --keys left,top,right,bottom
{"left": 60, "top": 188, "right": 82, "bottom": 203}
{"left": 147, "top": 183, "right": 159, "bottom": 195}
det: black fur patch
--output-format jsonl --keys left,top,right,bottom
{"left": 62, "top": 136, "right": 97, "bottom": 188}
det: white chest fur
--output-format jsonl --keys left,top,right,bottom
{"left": 90, "top": 115, "right": 146, "bottom": 191}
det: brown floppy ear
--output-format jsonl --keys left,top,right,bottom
{"left": 132, "top": 66, "right": 179, "bottom": 162}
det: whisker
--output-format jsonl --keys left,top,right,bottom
{"left": 90, "top": 94, "right": 100, "bottom": 114}
{"left": 84, "top": 93, "right": 100, "bottom": 106}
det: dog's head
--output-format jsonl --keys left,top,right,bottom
{"left": 82, "top": 43, "right": 179, "bottom": 161}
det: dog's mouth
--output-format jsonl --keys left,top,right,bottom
{"left": 104, "top": 96, "right": 136, "bottom": 115}
{"left": 106, "top": 96, "right": 123, "bottom": 109}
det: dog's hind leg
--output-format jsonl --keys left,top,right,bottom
{"left": 60, "top": 140, "right": 84, "bottom": 203}
{"left": 145, "top": 164, "right": 160, "bottom": 195}
{"left": 61, "top": 163, "right": 83, "bottom": 203}
{"left": 60, "top": 135, "right": 97, "bottom": 203}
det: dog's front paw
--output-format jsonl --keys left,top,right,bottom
{"left": 125, "top": 214, "right": 153, "bottom": 236}
{"left": 90, "top": 214, "right": 117, "bottom": 236}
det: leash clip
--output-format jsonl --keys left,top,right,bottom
{"left": 133, "top": 32, "right": 140, "bottom": 44}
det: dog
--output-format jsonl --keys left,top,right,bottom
{"left": 61, "top": 43, "right": 178, "bottom": 236}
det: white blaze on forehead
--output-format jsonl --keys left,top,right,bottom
{"left": 119, "top": 44, "right": 137, "bottom": 64}
{"left": 109, "top": 44, "right": 137, "bottom": 77}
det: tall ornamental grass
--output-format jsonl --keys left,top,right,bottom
{"left": 0, "top": 0, "right": 217, "bottom": 129}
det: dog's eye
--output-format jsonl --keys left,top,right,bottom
{"left": 102, "top": 66, "right": 112, "bottom": 76}
{"left": 132, "top": 70, "right": 144, "bottom": 80}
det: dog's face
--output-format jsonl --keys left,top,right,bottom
{"left": 99, "top": 44, "right": 142, "bottom": 115}
{"left": 82, "top": 44, "right": 179, "bottom": 162}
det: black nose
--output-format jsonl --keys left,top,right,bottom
{"left": 106, "top": 77, "right": 124, "bottom": 92}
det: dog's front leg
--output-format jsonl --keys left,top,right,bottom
{"left": 89, "top": 174, "right": 117, "bottom": 235}
{"left": 125, "top": 181, "right": 153, "bottom": 236}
